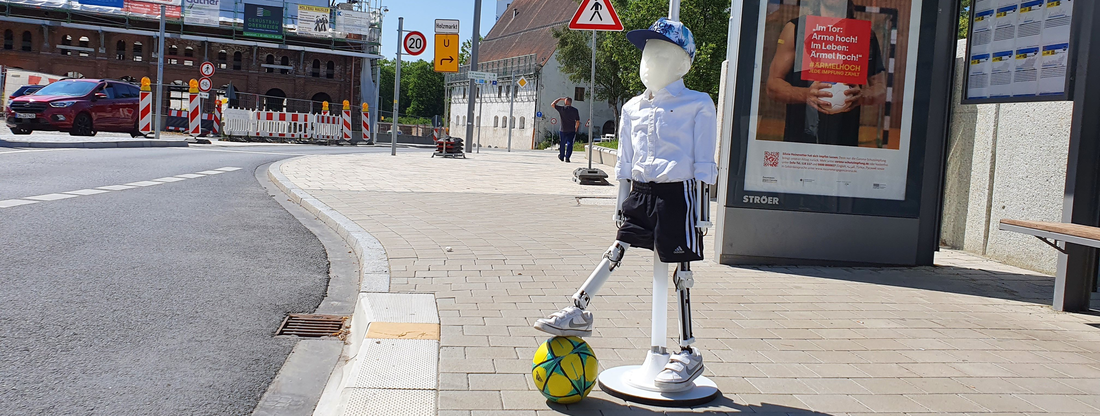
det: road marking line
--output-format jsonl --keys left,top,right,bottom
{"left": 3, "top": 165, "right": 241, "bottom": 209}
{"left": 64, "top": 189, "right": 110, "bottom": 196}
{"left": 98, "top": 185, "right": 136, "bottom": 191}
{"left": 175, "top": 147, "right": 312, "bottom": 156}
{"left": 0, "top": 199, "right": 39, "bottom": 208}
{"left": 0, "top": 148, "right": 74, "bottom": 156}
{"left": 24, "top": 193, "right": 79, "bottom": 201}
{"left": 126, "top": 181, "right": 164, "bottom": 187}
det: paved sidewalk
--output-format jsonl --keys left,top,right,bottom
{"left": 279, "top": 150, "right": 1100, "bottom": 415}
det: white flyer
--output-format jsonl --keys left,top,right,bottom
{"left": 988, "top": 50, "right": 1015, "bottom": 98}
{"left": 968, "top": 53, "right": 991, "bottom": 99}
{"left": 1013, "top": 46, "right": 1040, "bottom": 96}
{"left": 992, "top": 4, "right": 1019, "bottom": 53}
{"left": 971, "top": 9, "right": 996, "bottom": 56}
{"left": 1041, "top": 0, "right": 1073, "bottom": 45}
{"left": 1039, "top": 43, "right": 1069, "bottom": 95}
{"left": 1015, "top": 0, "right": 1044, "bottom": 48}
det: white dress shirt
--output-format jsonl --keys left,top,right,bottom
{"left": 615, "top": 79, "right": 718, "bottom": 185}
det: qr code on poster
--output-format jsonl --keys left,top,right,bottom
{"left": 763, "top": 151, "right": 780, "bottom": 167}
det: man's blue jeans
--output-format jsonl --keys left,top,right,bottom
{"left": 559, "top": 131, "right": 576, "bottom": 161}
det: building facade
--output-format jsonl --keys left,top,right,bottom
{"left": 446, "top": 0, "right": 618, "bottom": 150}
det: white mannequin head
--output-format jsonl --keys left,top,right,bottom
{"left": 639, "top": 39, "right": 692, "bottom": 92}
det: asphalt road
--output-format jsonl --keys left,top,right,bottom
{"left": 0, "top": 142, "right": 391, "bottom": 415}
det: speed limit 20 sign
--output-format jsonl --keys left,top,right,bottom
{"left": 403, "top": 31, "right": 426, "bottom": 56}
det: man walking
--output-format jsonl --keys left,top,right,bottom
{"left": 552, "top": 97, "right": 581, "bottom": 162}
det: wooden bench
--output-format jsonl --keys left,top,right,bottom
{"left": 998, "top": 219, "right": 1098, "bottom": 311}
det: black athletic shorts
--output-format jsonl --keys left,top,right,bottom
{"left": 616, "top": 180, "right": 704, "bottom": 263}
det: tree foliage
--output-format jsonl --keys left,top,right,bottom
{"left": 378, "top": 59, "right": 446, "bottom": 119}
{"left": 552, "top": 0, "right": 731, "bottom": 119}
{"left": 459, "top": 36, "right": 483, "bottom": 65}
{"left": 958, "top": 0, "right": 971, "bottom": 39}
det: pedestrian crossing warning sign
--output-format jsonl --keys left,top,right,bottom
{"left": 568, "top": 0, "right": 623, "bottom": 31}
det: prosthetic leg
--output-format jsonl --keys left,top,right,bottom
{"left": 596, "top": 182, "right": 718, "bottom": 406}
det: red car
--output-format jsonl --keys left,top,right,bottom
{"left": 6, "top": 79, "right": 142, "bottom": 137}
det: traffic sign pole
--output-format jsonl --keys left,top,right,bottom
{"left": 588, "top": 31, "right": 595, "bottom": 170}
{"left": 465, "top": 0, "right": 482, "bottom": 153}
{"left": 507, "top": 65, "right": 515, "bottom": 152}
{"left": 392, "top": 16, "right": 403, "bottom": 156}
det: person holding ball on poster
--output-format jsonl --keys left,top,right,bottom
{"left": 766, "top": 0, "right": 886, "bottom": 146}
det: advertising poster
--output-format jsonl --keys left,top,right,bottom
{"left": 297, "top": 5, "right": 331, "bottom": 36}
{"left": 964, "top": 0, "right": 1074, "bottom": 101}
{"left": 80, "top": 0, "right": 124, "bottom": 8}
{"left": 742, "top": 0, "right": 922, "bottom": 201}
{"left": 335, "top": 9, "right": 368, "bottom": 35}
{"left": 124, "top": 0, "right": 182, "bottom": 18}
{"left": 244, "top": 3, "right": 283, "bottom": 39}
{"left": 183, "top": 0, "right": 220, "bottom": 27}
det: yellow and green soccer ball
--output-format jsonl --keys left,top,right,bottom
{"left": 531, "top": 336, "right": 598, "bottom": 404}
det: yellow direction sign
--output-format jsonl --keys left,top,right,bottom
{"left": 435, "top": 34, "right": 459, "bottom": 73}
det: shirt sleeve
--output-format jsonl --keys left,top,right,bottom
{"left": 615, "top": 111, "right": 633, "bottom": 181}
{"left": 693, "top": 98, "right": 719, "bottom": 185}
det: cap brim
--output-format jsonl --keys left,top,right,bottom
{"left": 626, "top": 29, "right": 677, "bottom": 52}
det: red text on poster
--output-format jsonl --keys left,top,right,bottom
{"left": 124, "top": 0, "right": 181, "bottom": 18}
{"left": 800, "top": 16, "right": 871, "bottom": 85}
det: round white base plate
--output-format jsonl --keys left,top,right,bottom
{"left": 597, "top": 365, "right": 720, "bottom": 407}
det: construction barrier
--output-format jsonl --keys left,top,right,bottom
{"left": 165, "top": 109, "right": 215, "bottom": 133}
{"left": 222, "top": 108, "right": 253, "bottom": 137}
{"left": 341, "top": 100, "right": 352, "bottom": 142}
{"left": 139, "top": 77, "right": 152, "bottom": 135}
{"left": 312, "top": 113, "right": 341, "bottom": 142}
{"left": 211, "top": 99, "right": 222, "bottom": 137}
{"left": 188, "top": 79, "right": 200, "bottom": 136}
{"left": 361, "top": 103, "right": 371, "bottom": 143}
{"left": 254, "top": 111, "right": 311, "bottom": 140}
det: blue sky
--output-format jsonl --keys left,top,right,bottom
{"left": 377, "top": 0, "right": 502, "bottom": 62}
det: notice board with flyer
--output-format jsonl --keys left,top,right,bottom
{"left": 963, "top": 0, "right": 1076, "bottom": 103}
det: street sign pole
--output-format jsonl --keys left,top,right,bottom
{"left": 587, "top": 30, "right": 595, "bottom": 170}
{"left": 392, "top": 17, "right": 403, "bottom": 156}
{"left": 507, "top": 64, "right": 515, "bottom": 152}
{"left": 465, "top": 0, "right": 482, "bottom": 153}
{"left": 477, "top": 83, "right": 483, "bottom": 153}
{"left": 154, "top": 4, "right": 166, "bottom": 140}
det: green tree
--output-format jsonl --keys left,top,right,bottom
{"left": 958, "top": 0, "right": 971, "bottom": 39}
{"left": 552, "top": 0, "right": 730, "bottom": 121}
{"left": 378, "top": 58, "right": 447, "bottom": 120}
{"left": 459, "top": 36, "right": 483, "bottom": 65}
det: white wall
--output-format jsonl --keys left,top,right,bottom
{"left": 941, "top": 40, "right": 1069, "bottom": 275}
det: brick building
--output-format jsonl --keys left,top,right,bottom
{"left": 0, "top": 1, "right": 380, "bottom": 112}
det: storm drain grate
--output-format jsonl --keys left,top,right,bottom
{"left": 276, "top": 314, "right": 347, "bottom": 338}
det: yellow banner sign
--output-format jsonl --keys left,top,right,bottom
{"left": 435, "top": 34, "right": 459, "bottom": 73}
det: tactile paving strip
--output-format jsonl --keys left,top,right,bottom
{"left": 363, "top": 293, "right": 439, "bottom": 324}
{"left": 351, "top": 339, "right": 438, "bottom": 389}
{"left": 341, "top": 388, "right": 435, "bottom": 416}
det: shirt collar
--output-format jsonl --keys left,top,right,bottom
{"left": 643, "top": 79, "right": 686, "bottom": 101}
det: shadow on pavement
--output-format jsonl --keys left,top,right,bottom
{"left": 744, "top": 264, "right": 1054, "bottom": 306}
{"left": 548, "top": 395, "right": 834, "bottom": 415}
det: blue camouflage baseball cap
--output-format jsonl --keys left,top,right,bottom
{"left": 627, "top": 17, "right": 696, "bottom": 62}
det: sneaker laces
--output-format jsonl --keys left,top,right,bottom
{"left": 548, "top": 307, "right": 577, "bottom": 320}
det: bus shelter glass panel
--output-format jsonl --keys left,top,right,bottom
{"left": 737, "top": 0, "right": 924, "bottom": 217}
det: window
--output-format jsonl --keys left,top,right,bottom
{"left": 574, "top": 87, "right": 585, "bottom": 101}
{"left": 265, "top": 54, "right": 275, "bottom": 73}
{"left": 168, "top": 45, "right": 178, "bottom": 64}
{"left": 65, "top": 71, "right": 83, "bottom": 78}
{"left": 61, "top": 35, "right": 72, "bottom": 56}
{"left": 233, "top": 51, "right": 242, "bottom": 70}
{"left": 311, "top": 59, "right": 321, "bottom": 77}
{"left": 326, "top": 61, "right": 335, "bottom": 79}
{"left": 497, "top": 86, "right": 502, "bottom": 97}
{"left": 475, "top": 116, "right": 480, "bottom": 126}
{"left": 217, "top": 50, "right": 227, "bottom": 69}
{"left": 21, "top": 31, "right": 32, "bottom": 52}
{"left": 3, "top": 30, "right": 12, "bottom": 50}
{"left": 115, "top": 40, "right": 125, "bottom": 60}
{"left": 511, "top": 117, "right": 516, "bottom": 128}
{"left": 78, "top": 36, "right": 90, "bottom": 57}
{"left": 184, "top": 46, "right": 193, "bottom": 57}
{"left": 133, "top": 42, "right": 143, "bottom": 61}
{"left": 519, "top": 117, "right": 525, "bottom": 129}
{"left": 280, "top": 56, "right": 290, "bottom": 74}
{"left": 494, "top": 116, "right": 499, "bottom": 127}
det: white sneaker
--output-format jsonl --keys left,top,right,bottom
{"left": 533, "top": 306, "right": 593, "bottom": 337}
{"left": 654, "top": 348, "right": 704, "bottom": 390}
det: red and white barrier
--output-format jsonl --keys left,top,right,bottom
{"left": 254, "top": 111, "right": 310, "bottom": 139}
{"left": 361, "top": 107, "right": 370, "bottom": 143}
{"left": 165, "top": 109, "right": 215, "bottom": 132}
{"left": 211, "top": 100, "right": 222, "bottom": 136}
{"left": 139, "top": 90, "right": 152, "bottom": 135}
{"left": 312, "top": 114, "right": 341, "bottom": 141}
{"left": 341, "top": 108, "right": 352, "bottom": 142}
{"left": 188, "top": 92, "right": 200, "bottom": 136}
